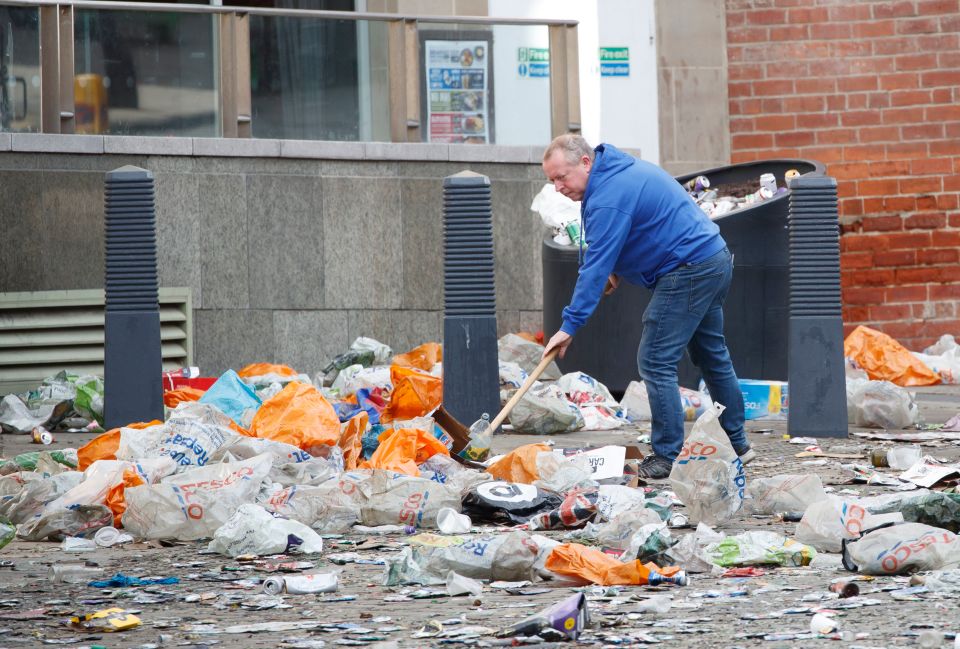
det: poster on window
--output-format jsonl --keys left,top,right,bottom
{"left": 425, "top": 40, "right": 489, "bottom": 144}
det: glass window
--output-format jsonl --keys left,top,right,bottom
{"left": 74, "top": 10, "right": 217, "bottom": 136}
{"left": 0, "top": 6, "right": 40, "bottom": 133}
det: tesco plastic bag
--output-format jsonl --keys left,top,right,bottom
{"left": 358, "top": 471, "right": 461, "bottom": 529}
{"left": 262, "top": 482, "right": 359, "bottom": 533}
{"left": 497, "top": 333, "right": 561, "bottom": 381}
{"left": 842, "top": 522, "right": 960, "bottom": 575}
{"left": 619, "top": 381, "right": 708, "bottom": 422}
{"left": 796, "top": 498, "right": 905, "bottom": 552}
{"left": 498, "top": 361, "right": 528, "bottom": 389}
{"left": 706, "top": 531, "right": 816, "bottom": 567}
{"left": 207, "top": 503, "right": 325, "bottom": 557}
{"left": 510, "top": 384, "right": 584, "bottom": 435}
{"left": 846, "top": 378, "right": 919, "bottom": 429}
{"left": 117, "top": 403, "right": 240, "bottom": 468}
{"left": 384, "top": 531, "right": 539, "bottom": 585}
{"left": 746, "top": 474, "right": 829, "bottom": 515}
{"left": 122, "top": 453, "right": 272, "bottom": 541}
{"left": 558, "top": 372, "right": 622, "bottom": 414}
{"left": 669, "top": 403, "right": 744, "bottom": 526}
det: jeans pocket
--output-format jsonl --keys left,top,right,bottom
{"left": 688, "top": 272, "right": 724, "bottom": 317}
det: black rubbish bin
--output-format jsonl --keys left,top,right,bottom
{"left": 542, "top": 158, "right": 826, "bottom": 395}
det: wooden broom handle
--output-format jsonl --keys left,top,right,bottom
{"left": 487, "top": 348, "right": 560, "bottom": 432}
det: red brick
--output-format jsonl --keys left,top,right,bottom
{"left": 929, "top": 283, "right": 960, "bottom": 299}
{"left": 861, "top": 214, "right": 904, "bottom": 231}
{"left": 842, "top": 233, "right": 889, "bottom": 252}
{"left": 730, "top": 117, "right": 754, "bottom": 133}
{"left": 796, "top": 113, "right": 839, "bottom": 129}
{"left": 882, "top": 106, "right": 926, "bottom": 124}
{"left": 897, "top": 267, "right": 950, "bottom": 283}
{"left": 868, "top": 160, "right": 911, "bottom": 176}
{"left": 902, "top": 123, "right": 946, "bottom": 140}
{"left": 930, "top": 140, "right": 960, "bottom": 156}
{"left": 761, "top": 98, "right": 785, "bottom": 113}
{"left": 842, "top": 198, "right": 865, "bottom": 216}
{"left": 844, "top": 306, "right": 872, "bottom": 322}
{"left": 890, "top": 89, "right": 933, "bottom": 106}
{"left": 886, "top": 231, "right": 932, "bottom": 248}
{"left": 853, "top": 57, "right": 897, "bottom": 75}
{"left": 747, "top": 8, "right": 787, "bottom": 24}
{"left": 848, "top": 268, "right": 897, "bottom": 286}
{"left": 810, "top": 22, "right": 853, "bottom": 39}
{"left": 922, "top": 70, "right": 960, "bottom": 87}
{"left": 788, "top": 6, "right": 830, "bottom": 22}
{"left": 880, "top": 72, "right": 920, "bottom": 90}
{"left": 732, "top": 133, "right": 774, "bottom": 149}
{"left": 896, "top": 54, "right": 939, "bottom": 73}
{"left": 917, "top": 247, "right": 960, "bottom": 263}
{"left": 868, "top": 93, "right": 892, "bottom": 110}
{"left": 874, "top": 249, "right": 917, "bottom": 266}
{"left": 843, "top": 144, "right": 886, "bottom": 162}
{"left": 732, "top": 98, "right": 764, "bottom": 115}
{"left": 859, "top": 126, "right": 901, "bottom": 143}
{"left": 841, "top": 251, "right": 875, "bottom": 269}
{"left": 883, "top": 196, "right": 919, "bottom": 211}
{"left": 950, "top": 213, "right": 960, "bottom": 226}
{"left": 770, "top": 24, "right": 808, "bottom": 40}
{"left": 886, "top": 142, "right": 929, "bottom": 159}
{"left": 947, "top": 124, "right": 960, "bottom": 138}
{"left": 837, "top": 75, "right": 879, "bottom": 93}
{"left": 727, "top": 9, "right": 746, "bottom": 26}
{"left": 796, "top": 78, "right": 837, "bottom": 94}
{"left": 941, "top": 14, "right": 960, "bottom": 30}
{"left": 946, "top": 174, "right": 960, "bottom": 190}
{"left": 873, "top": 1, "right": 919, "bottom": 18}
{"left": 932, "top": 88, "right": 953, "bottom": 103}
{"left": 729, "top": 81, "right": 753, "bottom": 98}
{"left": 901, "top": 176, "right": 944, "bottom": 193}
{"left": 858, "top": 178, "right": 900, "bottom": 196}
{"left": 799, "top": 145, "right": 844, "bottom": 163}
{"left": 937, "top": 194, "right": 960, "bottom": 210}
{"left": 873, "top": 38, "right": 920, "bottom": 56}
{"left": 853, "top": 20, "right": 896, "bottom": 38}
{"left": 781, "top": 96, "right": 824, "bottom": 112}
{"left": 918, "top": 195, "right": 938, "bottom": 210}
{"left": 926, "top": 105, "right": 960, "bottom": 122}
{"left": 918, "top": 33, "right": 960, "bottom": 52}
{"left": 904, "top": 212, "right": 948, "bottom": 229}
{"left": 752, "top": 79, "right": 795, "bottom": 96}
{"left": 754, "top": 114, "right": 795, "bottom": 131}
{"left": 871, "top": 304, "right": 915, "bottom": 321}
{"left": 887, "top": 284, "right": 929, "bottom": 301}
{"left": 729, "top": 27, "right": 770, "bottom": 44}
{"left": 917, "top": 0, "right": 960, "bottom": 14}
{"left": 938, "top": 52, "right": 960, "bottom": 67}
{"left": 828, "top": 4, "right": 872, "bottom": 21}
{"left": 831, "top": 162, "right": 870, "bottom": 180}
{"left": 848, "top": 94, "right": 868, "bottom": 110}
{"left": 826, "top": 95, "right": 847, "bottom": 111}
{"left": 897, "top": 17, "right": 942, "bottom": 34}
{"left": 843, "top": 286, "right": 887, "bottom": 305}
{"left": 729, "top": 64, "right": 765, "bottom": 81}
{"left": 777, "top": 131, "right": 815, "bottom": 147}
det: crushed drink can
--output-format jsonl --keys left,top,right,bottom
{"left": 784, "top": 168, "right": 800, "bottom": 185}
{"left": 564, "top": 220, "right": 584, "bottom": 246}
{"left": 31, "top": 426, "right": 53, "bottom": 445}
{"left": 647, "top": 570, "right": 688, "bottom": 587}
{"left": 684, "top": 175, "right": 710, "bottom": 193}
{"left": 760, "top": 173, "right": 777, "bottom": 195}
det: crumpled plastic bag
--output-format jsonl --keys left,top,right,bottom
{"left": 360, "top": 427, "right": 449, "bottom": 476}
{"left": 358, "top": 471, "right": 461, "bottom": 529}
{"left": 198, "top": 369, "right": 263, "bottom": 427}
{"left": 207, "top": 503, "right": 325, "bottom": 557}
{"left": 0, "top": 394, "right": 68, "bottom": 434}
{"left": 846, "top": 378, "right": 919, "bottom": 429}
{"left": 531, "top": 182, "right": 581, "bottom": 231}
{"left": 595, "top": 485, "right": 649, "bottom": 522}
{"left": 843, "top": 325, "right": 940, "bottom": 387}
{"left": 117, "top": 403, "right": 239, "bottom": 468}
{"left": 869, "top": 492, "right": 960, "bottom": 533}
{"left": 392, "top": 342, "right": 442, "bottom": 372}
{"left": 533, "top": 451, "right": 596, "bottom": 495}
{"left": 619, "top": 381, "right": 709, "bottom": 422}
{"left": 842, "top": 522, "right": 960, "bottom": 575}
{"left": 498, "top": 333, "right": 561, "bottom": 380}
{"left": 796, "top": 498, "right": 905, "bottom": 552}
{"left": 528, "top": 487, "right": 599, "bottom": 531}
{"left": 262, "top": 482, "right": 360, "bottom": 533}
{"left": 486, "top": 443, "right": 551, "bottom": 484}
{"left": 17, "top": 504, "right": 113, "bottom": 542}
{"left": 510, "top": 383, "right": 584, "bottom": 435}
{"left": 340, "top": 366, "right": 393, "bottom": 396}
{"left": 498, "top": 361, "right": 528, "bottom": 389}
{"left": 78, "top": 420, "right": 161, "bottom": 471}
{"left": 122, "top": 453, "right": 273, "bottom": 541}
{"left": 384, "top": 531, "right": 539, "bottom": 585}
{"left": 237, "top": 363, "right": 307, "bottom": 389}
{"left": 665, "top": 522, "right": 725, "bottom": 574}
{"left": 544, "top": 542, "right": 681, "bottom": 586}
{"left": 248, "top": 381, "right": 342, "bottom": 451}
{"left": 211, "top": 435, "right": 311, "bottom": 467}
{"left": 746, "top": 474, "right": 829, "bottom": 515}
{"left": 0, "top": 516, "right": 14, "bottom": 550}
{"left": 706, "top": 531, "right": 817, "bottom": 567}
{"left": 163, "top": 387, "right": 205, "bottom": 409}
{"left": 592, "top": 508, "right": 665, "bottom": 553}
{"left": 0, "top": 472, "right": 83, "bottom": 524}
{"left": 380, "top": 366, "right": 442, "bottom": 423}
{"left": 463, "top": 480, "right": 562, "bottom": 525}
{"left": 669, "top": 403, "right": 744, "bottom": 526}
{"left": 339, "top": 412, "right": 368, "bottom": 471}
{"left": 558, "top": 372, "right": 622, "bottom": 416}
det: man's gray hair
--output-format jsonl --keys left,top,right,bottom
{"left": 543, "top": 133, "right": 594, "bottom": 164}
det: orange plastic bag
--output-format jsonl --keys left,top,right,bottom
{"left": 360, "top": 427, "right": 450, "bottom": 476}
{"left": 77, "top": 420, "right": 162, "bottom": 471}
{"left": 237, "top": 363, "right": 299, "bottom": 379}
{"left": 392, "top": 342, "right": 442, "bottom": 372}
{"left": 163, "top": 387, "right": 205, "bottom": 409}
{"left": 544, "top": 543, "right": 676, "bottom": 586}
{"left": 106, "top": 468, "right": 145, "bottom": 528}
{"left": 248, "top": 381, "right": 341, "bottom": 451}
{"left": 381, "top": 365, "right": 442, "bottom": 423}
{"left": 486, "top": 443, "right": 551, "bottom": 484}
{"left": 339, "top": 411, "right": 369, "bottom": 471}
{"left": 844, "top": 325, "right": 940, "bottom": 387}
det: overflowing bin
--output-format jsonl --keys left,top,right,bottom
{"left": 542, "top": 158, "right": 826, "bottom": 394}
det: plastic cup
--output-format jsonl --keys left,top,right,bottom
{"left": 436, "top": 508, "right": 472, "bottom": 534}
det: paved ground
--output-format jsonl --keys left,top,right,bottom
{"left": 1, "top": 386, "right": 959, "bottom": 648}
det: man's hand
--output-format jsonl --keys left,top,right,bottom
{"left": 543, "top": 330, "right": 573, "bottom": 360}
{"left": 603, "top": 273, "right": 620, "bottom": 296}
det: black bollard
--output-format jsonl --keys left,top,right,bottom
{"left": 787, "top": 174, "right": 847, "bottom": 437}
{"left": 441, "top": 171, "right": 500, "bottom": 431}
{"left": 103, "top": 166, "right": 164, "bottom": 429}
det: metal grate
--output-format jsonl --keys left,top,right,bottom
{"left": 0, "top": 287, "right": 192, "bottom": 395}
{"left": 788, "top": 176, "right": 842, "bottom": 317}
{"left": 443, "top": 171, "right": 496, "bottom": 316}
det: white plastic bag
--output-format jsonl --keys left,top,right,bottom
{"left": 358, "top": 471, "right": 461, "bottom": 529}
{"left": 665, "top": 522, "right": 725, "bottom": 574}
{"left": 747, "top": 474, "right": 829, "bottom": 515}
{"left": 117, "top": 402, "right": 240, "bottom": 467}
{"left": 619, "top": 381, "right": 708, "bottom": 422}
{"left": 669, "top": 403, "right": 744, "bottom": 526}
{"left": 579, "top": 405, "right": 624, "bottom": 430}
{"left": 843, "top": 522, "right": 960, "bottom": 575}
{"left": 350, "top": 336, "right": 393, "bottom": 364}
{"left": 122, "top": 453, "right": 273, "bottom": 541}
{"left": 207, "top": 503, "right": 324, "bottom": 557}
{"left": 261, "top": 482, "right": 360, "bottom": 533}
{"left": 498, "top": 361, "right": 528, "bottom": 389}
{"left": 795, "top": 498, "right": 904, "bottom": 552}
{"left": 497, "top": 334, "right": 561, "bottom": 380}
{"left": 558, "top": 372, "right": 622, "bottom": 415}
{"left": 385, "top": 531, "right": 538, "bottom": 585}
{"left": 595, "top": 485, "right": 649, "bottom": 522}
{"left": 531, "top": 182, "right": 581, "bottom": 230}
{"left": 846, "top": 378, "right": 919, "bottom": 429}
{"left": 510, "top": 384, "right": 584, "bottom": 435}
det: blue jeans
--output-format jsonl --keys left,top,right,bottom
{"left": 637, "top": 247, "right": 747, "bottom": 460}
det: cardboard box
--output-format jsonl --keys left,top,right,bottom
{"left": 739, "top": 379, "right": 788, "bottom": 420}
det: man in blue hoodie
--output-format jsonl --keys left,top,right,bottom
{"left": 541, "top": 134, "right": 753, "bottom": 480}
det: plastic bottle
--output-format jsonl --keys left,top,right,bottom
{"left": 49, "top": 563, "right": 105, "bottom": 584}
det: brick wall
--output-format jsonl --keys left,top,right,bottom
{"left": 725, "top": 0, "right": 960, "bottom": 351}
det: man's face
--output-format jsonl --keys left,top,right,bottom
{"left": 543, "top": 150, "right": 591, "bottom": 202}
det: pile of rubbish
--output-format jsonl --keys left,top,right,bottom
{"left": 680, "top": 170, "right": 797, "bottom": 219}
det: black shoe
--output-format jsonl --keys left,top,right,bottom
{"left": 636, "top": 454, "right": 673, "bottom": 480}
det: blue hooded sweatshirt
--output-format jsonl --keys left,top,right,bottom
{"left": 560, "top": 144, "right": 725, "bottom": 336}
